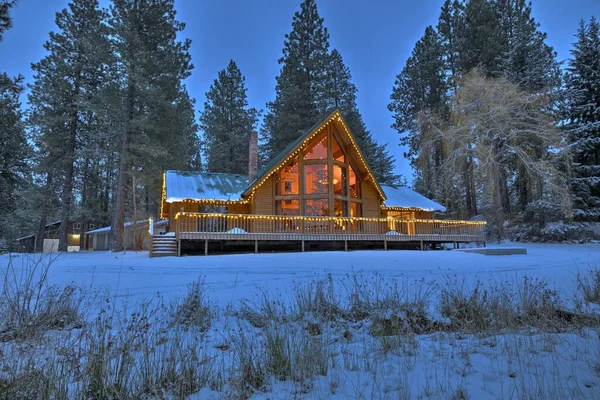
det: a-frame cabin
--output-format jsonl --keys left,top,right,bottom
{"left": 155, "top": 109, "right": 485, "bottom": 256}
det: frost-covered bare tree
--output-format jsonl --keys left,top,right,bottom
{"left": 419, "top": 70, "right": 570, "bottom": 238}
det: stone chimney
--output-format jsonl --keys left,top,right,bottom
{"left": 248, "top": 130, "right": 258, "bottom": 182}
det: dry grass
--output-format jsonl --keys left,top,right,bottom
{"left": 171, "top": 278, "right": 213, "bottom": 331}
{"left": 0, "top": 255, "right": 84, "bottom": 341}
{"left": 0, "top": 258, "right": 599, "bottom": 399}
{"left": 578, "top": 267, "right": 600, "bottom": 304}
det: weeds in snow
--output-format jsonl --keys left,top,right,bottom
{"left": 171, "top": 278, "right": 213, "bottom": 331}
{"left": 0, "top": 255, "right": 84, "bottom": 341}
{"left": 578, "top": 267, "right": 600, "bottom": 304}
{"left": 0, "top": 256, "right": 599, "bottom": 399}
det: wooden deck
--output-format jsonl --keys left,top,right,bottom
{"left": 171, "top": 213, "right": 486, "bottom": 254}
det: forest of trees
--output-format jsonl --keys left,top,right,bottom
{"left": 389, "top": 0, "right": 600, "bottom": 240}
{"left": 0, "top": 0, "right": 599, "bottom": 250}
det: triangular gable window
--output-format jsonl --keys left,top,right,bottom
{"left": 275, "top": 124, "right": 362, "bottom": 217}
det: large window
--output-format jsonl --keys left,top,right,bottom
{"left": 304, "top": 133, "right": 328, "bottom": 160}
{"left": 304, "top": 199, "right": 329, "bottom": 216}
{"left": 304, "top": 164, "right": 328, "bottom": 194}
{"left": 277, "top": 199, "right": 300, "bottom": 215}
{"left": 276, "top": 158, "right": 299, "bottom": 195}
{"left": 333, "top": 164, "right": 347, "bottom": 196}
{"left": 275, "top": 128, "right": 362, "bottom": 218}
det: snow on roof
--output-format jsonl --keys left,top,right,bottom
{"left": 16, "top": 220, "right": 62, "bottom": 241}
{"left": 164, "top": 170, "right": 249, "bottom": 202}
{"left": 381, "top": 185, "right": 446, "bottom": 212}
{"left": 86, "top": 219, "right": 167, "bottom": 235}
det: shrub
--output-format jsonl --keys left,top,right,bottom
{"left": 0, "top": 255, "right": 84, "bottom": 340}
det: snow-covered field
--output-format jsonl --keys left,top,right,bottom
{"left": 1, "top": 244, "right": 599, "bottom": 399}
{"left": 3, "top": 243, "right": 597, "bottom": 305}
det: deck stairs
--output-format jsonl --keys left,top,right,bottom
{"left": 151, "top": 235, "right": 178, "bottom": 257}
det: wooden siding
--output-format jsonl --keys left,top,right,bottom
{"left": 252, "top": 175, "right": 275, "bottom": 232}
{"left": 252, "top": 175, "right": 275, "bottom": 215}
{"left": 362, "top": 180, "right": 382, "bottom": 218}
{"left": 415, "top": 210, "right": 434, "bottom": 219}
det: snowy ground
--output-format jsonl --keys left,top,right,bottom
{"left": 2, "top": 242, "right": 597, "bottom": 306}
{"left": 1, "top": 243, "right": 599, "bottom": 399}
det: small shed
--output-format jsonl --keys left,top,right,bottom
{"left": 86, "top": 220, "right": 168, "bottom": 251}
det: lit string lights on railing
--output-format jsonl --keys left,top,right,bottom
{"left": 174, "top": 212, "right": 487, "bottom": 226}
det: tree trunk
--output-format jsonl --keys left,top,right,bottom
{"left": 58, "top": 71, "right": 81, "bottom": 252}
{"left": 111, "top": 77, "right": 135, "bottom": 251}
{"left": 36, "top": 173, "right": 53, "bottom": 252}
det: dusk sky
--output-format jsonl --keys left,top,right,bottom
{"left": 1, "top": 0, "right": 599, "bottom": 181}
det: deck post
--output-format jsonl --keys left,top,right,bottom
{"left": 344, "top": 240, "right": 348, "bottom": 251}
{"left": 204, "top": 239, "right": 208, "bottom": 256}
{"left": 177, "top": 239, "right": 181, "bottom": 257}
{"left": 384, "top": 239, "right": 387, "bottom": 251}
{"left": 255, "top": 239, "right": 258, "bottom": 254}
{"left": 420, "top": 240, "right": 424, "bottom": 251}
{"left": 302, "top": 240, "right": 305, "bottom": 252}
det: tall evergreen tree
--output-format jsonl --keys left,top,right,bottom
{"left": 262, "top": 0, "right": 330, "bottom": 160}
{"left": 108, "top": 0, "right": 198, "bottom": 250}
{"left": 326, "top": 49, "right": 399, "bottom": 184}
{"left": 565, "top": 17, "right": 600, "bottom": 222}
{"left": 0, "top": 72, "right": 28, "bottom": 241}
{"left": 390, "top": 0, "right": 561, "bottom": 225}
{"left": 29, "top": 0, "right": 110, "bottom": 251}
{"left": 0, "top": 0, "right": 15, "bottom": 40}
{"left": 458, "top": 0, "right": 503, "bottom": 75}
{"left": 200, "top": 60, "right": 258, "bottom": 174}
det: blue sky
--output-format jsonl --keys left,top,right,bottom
{"left": 1, "top": 0, "right": 598, "bottom": 180}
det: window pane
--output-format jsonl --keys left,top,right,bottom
{"left": 277, "top": 158, "right": 299, "bottom": 195}
{"left": 334, "top": 199, "right": 347, "bottom": 217}
{"left": 304, "top": 199, "right": 329, "bottom": 216}
{"left": 350, "top": 202, "right": 361, "bottom": 218}
{"left": 349, "top": 165, "right": 361, "bottom": 199}
{"left": 277, "top": 199, "right": 300, "bottom": 215}
{"left": 332, "top": 135, "right": 345, "bottom": 163}
{"left": 333, "top": 164, "right": 347, "bottom": 196}
{"left": 304, "top": 132, "right": 328, "bottom": 160}
{"left": 304, "top": 164, "right": 329, "bottom": 194}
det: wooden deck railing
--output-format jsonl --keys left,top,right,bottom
{"left": 174, "top": 213, "right": 486, "bottom": 242}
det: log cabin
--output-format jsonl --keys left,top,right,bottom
{"left": 155, "top": 109, "right": 486, "bottom": 256}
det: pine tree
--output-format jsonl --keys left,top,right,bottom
{"left": 388, "top": 26, "right": 449, "bottom": 199}
{"left": 458, "top": 0, "right": 503, "bottom": 75}
{"left": 565, "top": 18, "right": 600, "bottom": 222}
{"left": 497, "top": 0, "right": 560, "bottom": 91}
{"left": 326, "top": 49, "right": 398, "bottom": 184}
{"left": 0, "top": 72, "right": 29, "bottom": 241}
{"left": 108, "top": 0, "right": 196, "bottom": 250}
{"left": 0, "top": 0, "right": 16, "bottom": 41}
{"left": 262, "top": 0, "right": 330, "bottom": 159}
{"left": 200, "top": 60, "right": 258, "bottom": 174}
{"left": 29, "top": 0, "right": 110, "bottom": 251}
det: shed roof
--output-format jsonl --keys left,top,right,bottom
{"left": 86, "top": 219, "right": 167, "bottom": 235}
{"left": 381, "top": 185, "right": 446, "bottom": 212}
{"left": 164, "top": 171, "right": 249, "bottom": 203}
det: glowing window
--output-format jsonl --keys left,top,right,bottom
{"left": 304, "top": 133, "right": 328, "bottom": 160}
{"left": 276, "top": 158, "right": 299, "bottom": 195}
{"left": 304, "top": 164, "right": 329, "bottom": 194}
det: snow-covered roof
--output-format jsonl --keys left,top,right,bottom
{"left": 86, "top": 219, "right": 167, "bottom": 235}
{"left": 16, "top": 220, "right": 62, "bottom": 241}
{"left": 164, "top": 170, "right": 249, "bottom": 202}
{"left": 381, "top": 185, "right": 446, "bottom": 212}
